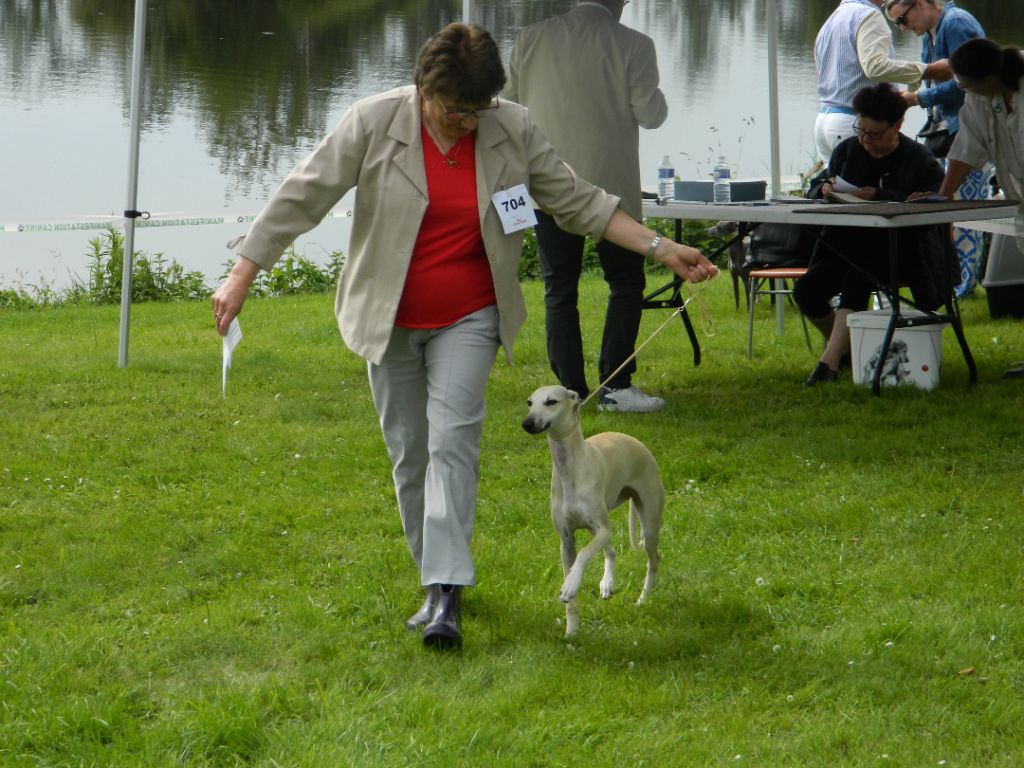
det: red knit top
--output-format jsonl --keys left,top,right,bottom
{"left": 394, "top": 126, "right": 497, "bottom": 328}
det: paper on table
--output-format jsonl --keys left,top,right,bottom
{"left": 222, "top": 318, "right": 242, "bottom": 398}
{"left": 831, "top": 175, "right": 858, "bottom": 193}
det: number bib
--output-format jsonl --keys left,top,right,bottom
{"left": 491, "top": 184, "right": 537, "bottom": 235}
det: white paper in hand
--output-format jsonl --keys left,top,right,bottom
{"left": 222, "top": 317, "right": 242, "bottom": 398}
{"left": 832, "top": 175, "right": 858, "bottom": 193}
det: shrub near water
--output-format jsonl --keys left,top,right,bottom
{"left": 2, "top": 218, "right": 727, "bottom": 309}
{"left": 0, "top": 227, "right": 349, "bottom": 308}
{"left": 76, "top": 226, "right": 213, "bottom": 304}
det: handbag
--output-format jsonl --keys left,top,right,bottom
{"left": 917, "top": 115, "right": 955, "bottom": 159}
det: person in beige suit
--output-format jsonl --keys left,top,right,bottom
{"left": 211, "top": 23, "right": 716, "bottom": 651}
{"left": 504, "top": 0, "right": 670, "bottom": 413}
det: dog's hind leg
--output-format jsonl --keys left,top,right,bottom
{"left": 559, "top": 531, "right": 580, "bottom": 636}
{"left": 634, "top": 496, "right": 663, "bottom": 605}
{"left": 599, "top": 542, "right": 616, "bottom": 599}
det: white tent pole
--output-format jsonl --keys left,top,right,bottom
{"left": 118, "top": 0, "right": 147, "bottom": 368}
{"left": 767, "top": 0, "right": 782, "bottom": 196}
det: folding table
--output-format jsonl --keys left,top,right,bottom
{"left": 641, "top": 198, "right": 1019, "bottom": 394}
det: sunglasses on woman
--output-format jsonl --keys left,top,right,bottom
{"left": 890, "top": 0, "right": 916, "bottom": 29}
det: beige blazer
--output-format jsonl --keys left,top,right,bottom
{"left": 237, "top": 85, "right": 620, "bottom": 365}
{"left": 504, "top": 2, "right": 667, "bottom": 220}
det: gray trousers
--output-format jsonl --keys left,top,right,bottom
{"left": 367, "top": 305, "right": 499, "bottom": 587}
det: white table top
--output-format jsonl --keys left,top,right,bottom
{"left": 641, "top": 199, "right": 1020, "bottom": 229}
{"left": 955, "top": 216, "right": 1024, "bottom": 238}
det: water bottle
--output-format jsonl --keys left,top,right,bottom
{"left": 712, "top": 155, "right": 731, "bottom": 204}
{"left": 657, "top": 155, "right": 674, "bottom": 200}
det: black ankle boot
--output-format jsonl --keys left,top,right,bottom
{"left": 804, "top": 361, "right": 839, "bottom": 387}
{"left": 405, "top": 584, "right": 440, "bottom": 631}
{"left": 423, "top": 584, "right": 462, "bottom": 649}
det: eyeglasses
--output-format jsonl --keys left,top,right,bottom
{"left": 853, "top": 122, "right": 893, "bottom": 141}
{"left": 439, "top": 97, "right": 500, "bottom": 122}
{"left": 891, "top": 0, "right": 915, "bottom": 29}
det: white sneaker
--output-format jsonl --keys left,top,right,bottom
{"left": 597, "top": 386, "right": 666, "bottom": 413}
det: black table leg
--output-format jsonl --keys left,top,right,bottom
{"left": 640, "top": 218, "right": 745, "bottom": 368}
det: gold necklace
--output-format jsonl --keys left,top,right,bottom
{"left": 443, "top": 138, "right": 463, "bottom": 169}
{"left": 423, "top": 110, "right": 462, "bottom": 168}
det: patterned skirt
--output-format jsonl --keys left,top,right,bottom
{"left": 951, "top": 162, "right": 993, "bottom": 299}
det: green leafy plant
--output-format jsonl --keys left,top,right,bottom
{"left": 80, "top": 226, "right": 212, "bottom": 304}
{"left": 246, "top": 251, "right": 346, "bottom": 297}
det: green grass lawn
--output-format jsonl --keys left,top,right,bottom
{"left": 2, "top": 275, "right": 1023, "bottom": 766}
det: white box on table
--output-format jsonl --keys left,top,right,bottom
{"left": 847, "top": 310, "right": 947, "bottom": 390}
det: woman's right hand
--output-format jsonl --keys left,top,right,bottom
{"left": 211, "top": 257, "right": 260, "bottom": 335}
{"left": 907, "top": 191, "right": 949, "bottom": 202}
{"left": 655, "top": 240, "right": 719, "bottom": 284}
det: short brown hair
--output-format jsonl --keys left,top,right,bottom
{"left": 414, "top": 23, "right": 506, "bottom": 105}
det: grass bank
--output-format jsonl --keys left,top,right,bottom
{"left": 1, "top": 276, "right": 1022, "bottom": 766}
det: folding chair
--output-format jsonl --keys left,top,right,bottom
{"left": 741, "top": 223, "right": 817, "bottom": 358}
{"left": 746, "top": 267, "right": 812, "bottom": 358}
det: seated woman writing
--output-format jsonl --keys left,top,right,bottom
{"left": 794, "top": 82, "right": 952, "bottom": 386}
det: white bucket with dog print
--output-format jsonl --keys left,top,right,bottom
{"left": 847, "top": 310, "right": 947, "bottom": 391}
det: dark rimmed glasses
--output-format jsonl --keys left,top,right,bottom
{"left": 853, "top": 122, "right": 893, "bottom": 141}
{"left": 439, "top": 97, "right": 500, "bottom": 122}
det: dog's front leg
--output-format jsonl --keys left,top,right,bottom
{"left": 560, "top": 524, "right": 611, "bottom": 604}
{"left": 599, "top": 541, "right": 616, "bottom": 599}
{"left": 559, "top": 530, "right": 580, "bottom": 636}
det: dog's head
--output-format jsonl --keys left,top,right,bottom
{"left": 521, "top": 385, "right": 581, "bottom": 435}
{"left": 889, "top": 339, "right": 910, "bottom": 364}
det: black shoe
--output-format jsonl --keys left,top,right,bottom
{"left": 838, "top": 353, "right": 851, "bottom": 371}
{"left": 405, "top": 584, "right": 440, "bottom": 631}
{"left": 423, "top": 584, "right": 462, "bottom": 650}
{"left": 804, "top": 361, "right": 839, "bottom": 387}
{"left": 1003, "top": 364, "right": 1024, "bottom": 380}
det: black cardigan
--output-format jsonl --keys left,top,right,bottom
{"left": 809, "top": 134, "right": 955, "bottom": 311}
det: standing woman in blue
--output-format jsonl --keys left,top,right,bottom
{"left": 886, "top": 0, "right": 988, "bottom": 298}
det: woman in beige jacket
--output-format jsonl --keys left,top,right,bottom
{"left": 211, "top": 23, "right": 716, "bottom": 650}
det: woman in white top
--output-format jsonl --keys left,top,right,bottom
{"left": 935, "top": 38, "right": 1024, "bottom": 212}
{"left": 927, "top": 38, "right": 1024, "bottom": 379}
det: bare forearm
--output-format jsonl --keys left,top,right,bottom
{"left": 939, "top": 160, "right": 973, "bottom": 198}
{"left": 602, "top": 208, "right": 718, "bottom": 284}
{"left": 922, "top": 59, "right": 952, "bottom": 82}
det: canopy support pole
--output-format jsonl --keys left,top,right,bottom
{"left": 118, "top": 0, "right": 147, "bottom": 367}
{"left": 767, "top": 0, "right": 782, "bottom": 197}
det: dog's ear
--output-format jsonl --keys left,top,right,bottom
{"left": 566, "top": 389, "right": 579, "bottom": 403}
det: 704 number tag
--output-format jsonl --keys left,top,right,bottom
{"left": 491, "top": 184, "right": 537, "bottom": 234}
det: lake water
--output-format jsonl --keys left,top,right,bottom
{"left": 2, "top": 0, "right": 1021, "bottom": 290}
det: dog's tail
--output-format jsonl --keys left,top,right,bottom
{"left": 628, "top": 503, "right": 642, "bottom": 550}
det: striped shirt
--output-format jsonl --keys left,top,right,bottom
{"left": 816, "top": 0, "right": 924, "bottom": 109}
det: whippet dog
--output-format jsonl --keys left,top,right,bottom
{"left": 522, "top": 385, "right": 664, "bottom": 636}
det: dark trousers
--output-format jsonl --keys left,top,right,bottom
{"left": 793, "top": 229, "right": 891, "bottom": 318}
{"left": 534, "top": 211, "right": 646, "bottom": 399}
